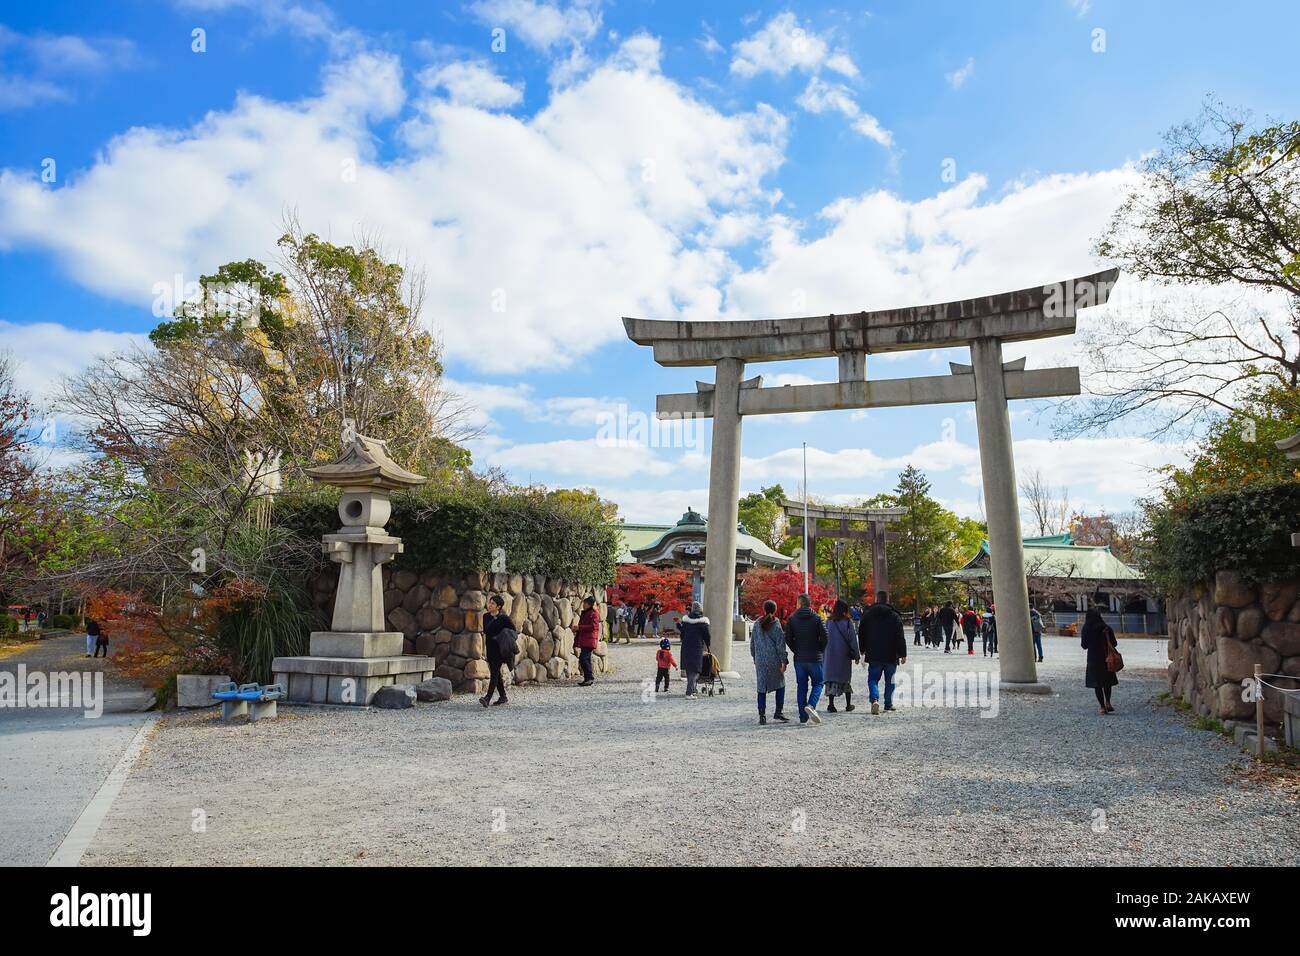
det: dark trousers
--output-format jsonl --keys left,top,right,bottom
{"left": 943, "top": 624, "right": 954, "bottom": 651}
{"left": 93, "top": 640, "right": 108, "bottom": 658}
{"left": 578, "top": 647, "right": 594, "bottom": 682}
{"left": 757, "top": 687, "right": 785, "bottom": 715}
{"left": 655, "top": 667, "right": 670, "bottom": 691}
{"left": 1094, "top": 685, "right": 1113, "bottom": 706}
{"left": 485, "top": 654, "right": 507, "bottom": 700}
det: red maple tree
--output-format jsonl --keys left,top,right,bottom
{"left": 739, "top": 568, "right": 836, "bottom": 621}
{"left": 609, "top": 564, "right": 693, "bottom": 613}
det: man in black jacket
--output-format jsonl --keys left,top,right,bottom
{"left": 938, "top": 601, "right": 959, "bottom": 653}
{"left": 784, "top": 594, "right": 828, "bottom": 725}
{"left": 858, "top": 592, "right": 907, "bottom": 715}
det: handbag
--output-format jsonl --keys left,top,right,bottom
{"left": 1104, "top": 627, "right": 1123, "bottom": 673}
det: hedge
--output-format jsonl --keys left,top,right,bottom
{"left": 277, "top": 489, "right": 619, "bottom": 585}
{"left": 1145, "top": 481, "right": 1300, "bottom": 592}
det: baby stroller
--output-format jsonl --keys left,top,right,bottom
{"left": 696, "top": 651, "right": 726, "bottom": 696}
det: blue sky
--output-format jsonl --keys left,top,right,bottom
{"left": 0, "top": 1, "right": 1294, "bottom": 523}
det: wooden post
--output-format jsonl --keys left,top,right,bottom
{"left": 1255, "top": 663, "right": 1264, "bottom": 757}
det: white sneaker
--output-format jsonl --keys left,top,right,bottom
{"left": 806, "top": 707, "right": 822, "bottom": 725}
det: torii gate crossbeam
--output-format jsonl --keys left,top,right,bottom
{"left": 623, "top": 268, "right": 1118, "bottom": 691}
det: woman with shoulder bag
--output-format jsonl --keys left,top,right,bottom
{"left": 1080, "top": 607, "right": 1119, "bottom": 714}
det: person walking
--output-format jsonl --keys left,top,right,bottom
{"left": 654, "top": 637, "right": 677, "bottom": 692}
{"left": 481, "top": 594, "right": 516, "bottom": 707}
{"left": 750, "top": 600, "right": 789, "bottom": 724}
{"left": 982, "top": 606, "right": 998, "bottom": 657}
{"left": 648, "top": 601, "right": 662, "bottom": 640}
{"left": 1080, "top": 607, "right": 1119, "bottom": 714}
{"left": 92, "top": 623, "right": 109, "bottom": 658}
{"left": 823, "top": 599, "right": 860, "bottom": 713}
{"left": 85, "top": 617, "right": 100, "bottom": 657}
{"left": 613, "top": 600, "right": 632, "bottom": 644}
{"left": 858, "top": 591, "right": 906, "bottom": 714}
{"left": 572, "top": 596, "right": 601, "bottom": 686}
{"left": 678, "top": 602, "right": 712, "bottom": 698}
{"left": 916, "top": 606, "right": 932, "bottom": 648}
{"left": 938, "top": 601, "right": 959, "bottom": 653}
{"left": 784, "top": 593, "right": 827, "bottom": 725}
{"left": 634, "top": 602, "right": 648, "bottom": 639}
{"left": 1030, "top": 607, "right": 1045, "bottom": 662}
{"left": 960, "top": 606, "right": 981, "bottom": 655}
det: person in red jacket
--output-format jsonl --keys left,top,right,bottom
{"left": 655, "top": 637, "right": 678, "bottom": 692}
{"left": 572, "top": 595, "right": 601, "bottom": 686}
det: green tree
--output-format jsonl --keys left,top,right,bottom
{"left": 738, "top": 483, "right": 786, "bottom": 551}
{"left": 866, "top": 466, "right": 985, "bottom": 612}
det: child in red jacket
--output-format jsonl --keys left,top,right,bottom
{"left": 655, "top": 638, "right": 678, "bottom": 692}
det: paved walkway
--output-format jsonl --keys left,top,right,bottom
{"left": 0, "top": 631, "right": 153, "bottom": 865}
{"left": 76, "top": 633, "right": 1298, "bottom": 866}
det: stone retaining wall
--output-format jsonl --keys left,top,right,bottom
{"left": 310, "top": 568, "right": 611, "bottom": 696}
{"left": 1166, "top": 571, "right": 1300, "bottom": 729}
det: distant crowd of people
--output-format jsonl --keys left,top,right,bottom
{"left": 474, "top": 590, "right": 1122, "bottom": 719}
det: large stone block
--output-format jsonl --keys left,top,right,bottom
{"left": 1215, "top": 637, "right": 1280, "bottom": 683}
{"left": 176, "top": 674, "right": 231, "bottom": 708}
{"left": 416, "top": 677, "right": 453, "bottom": 702}
{"left": 416, "top": 606, "right": 442, "bottom": 631}
{"left": 435, "top": 664, "right": 464, "bottom": 684}
{"left": 1262, "top": 579, "right": 1299, "bottom": 621}
{"left": 392, "top": 570, "right": 418, "bottom": 591}
{"left": 373, "top": 684, "right": 415, "bottom": 709}
{"left": 1214, "top": 571, "right": 1256, "bottom": 609}
{"left": 545, "top": 577, "right": 561, "bottom": 596}
{"left": 452, "top": 631, "right": 485, "bottom": 660}
{"left": 415, "top": 631, "right": 438, "bottom": 657}
{"left": 464, "top": 571, "right": 489, "bottom": 590}
{"left": 540, "top": 595, "right": 559, "bottom": 628}
{"left": 432, "top": 584, "right": 459, "bottom": 609}
{"left": 383, "top": 589, "right": 403, "bottom": 613}
{"left": 1236, "top": 606, "right": 1264, "bottom": 640}
{"left": 309, "top": 631, "right": 403, "bottom": 658}
{"left": 1261, "top": 621, "right": 1300, "bottom": 657}
{"left": 464, "top": 610, "right": 483, "bottom": 632}
{"left": 402, "top": 584, "right": 431, "bottom": 614}
{"left": 1216, "top": 682, "right": 1253, "bottom": 720}
{"left": 387, "top": 607, "right": 417, "bottom": 638}
{"left": 464, "top": 659, "right": 490, "bottom": 679}
{"left": 442, "top": 607, "right": 465, "bottom": 633}
{"left": 460, "top": 590, "right": 486, "bottom": 611}
{"left": 1215, "top": 606, "right": 1234, "bottom": 637}
{"left": 508, "top": 573, "right": 524, "bottom": 595}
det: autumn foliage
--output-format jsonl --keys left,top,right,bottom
{"left": 740, "top": 568, "right": 836, "bottom": 621}
{"left": 609, "top": 564, "right": 693, "bottom": 613}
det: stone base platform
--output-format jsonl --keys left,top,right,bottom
{"left": 308, "top": 630, "right": 403, "bottom": 658}
{"left": 272, "top": 654, "right": 435, "bottom": 706}
{"left": 998, "top": 680, "right": 1054, "bottom": 695}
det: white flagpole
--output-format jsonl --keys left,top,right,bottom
{"left": 803, "top": 441, "right": 810, "bottom": 593}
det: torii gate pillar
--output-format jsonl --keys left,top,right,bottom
{"left": 703, "top": 357, "right": 745, "bottom": 672}
{"left": 971, "top": 338, "right": 1042, "bottom": 689}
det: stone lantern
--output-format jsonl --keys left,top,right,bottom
{"left": 273, "top": 433, "right": 437, "bottom": 705}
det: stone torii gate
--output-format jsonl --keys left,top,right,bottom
{"left": 623, "top": 268, "right": 1118, "bottom": 688}
{"left": 780, "top": 499, "right": 905, "bottom": 597}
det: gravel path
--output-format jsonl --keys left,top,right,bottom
{"left": 82, "top": 635, "right": 1298, "bottom": 866}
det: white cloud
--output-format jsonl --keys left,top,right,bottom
{"left": 730, "top": 12, "right": 857, "bottom": 79}
{"left": 468, "top": 0, "right": 601, "bottom": 52}
{"left": 797, "top": 77, "right": 892, "bottom": 147}
{"left": 946, "top": 57, "right": 975, "bottom": 90}
{"left": 0, "top": 320, "right": 146, "bottom": 403}
{"left": 0, "top": 25, "right": 138, "bottom": 110}
{"left": 418, "top": 61, "right": 522, "bottom": 109}
{"left": 0, "top": 49, "right": 786, "bottom": 373}
{"left": 486, "top": 437, "right": 677, "bottom": 479}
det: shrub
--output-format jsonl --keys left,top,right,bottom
{"left": 1144, "top": 481, "right": 1300, "bottom": 592}
{"left": 49, "top": 614, "right": 83, "bottom": 630}
{"left": 0, "top": 615, "right": 17, "bottom": 637}
{"left": 278, "top": 487, "right": 619, "bottom": 584}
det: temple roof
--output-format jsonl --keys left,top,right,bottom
{"left": 610, "top": 511, "right": 796, "bottom": 569}
{"left": 305, "top": 434, "right": 426, "bottom": 490}
{"left": 935, "top": 535, "right": 1143, "bottom": 584}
